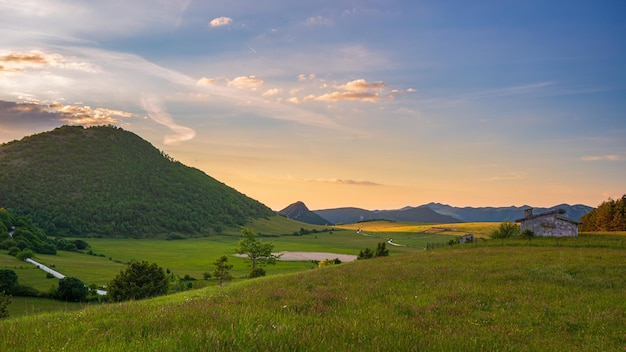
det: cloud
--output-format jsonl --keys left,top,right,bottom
{"left": 338, "top": 79, "right": 387, "bottom": 92}
{"left": 196, "top": 77, "right": 216, "bottom": 86}
{"left": 227, "top": 75, "right": 263, "bottom": 90}
{"left": 262, "top": 88, "right": 281, "bottom": 96}
{"left": 312, "top": 91, "right": 379, "bottom": 102}
{"left": 0, "top": 51, "right": 99, "bottom": 73}
{"left": 0, "top": 100, "right": 133, "bottom": 127}
{"left": 304, "top": 178, "right": 381, "bottom": 186}
{"left": 581, "top": 155, "right": 624, "bottom": 161}
{"left": 486, "top": 172, "right": 528, "bottom": 181}
{"left": 140, "top": 96, "right": 196, "bottom": 145}
{"left": 55, "top": 105, "right": 133, "bottom": 125}
{"left": 209, "top": 17, "right": 233, "bottom": 27}
{"left": 306, "top": 16, "right": 332, "bottom": 26}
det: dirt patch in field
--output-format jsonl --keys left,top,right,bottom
{"left": 276, "top": 251, "right": 358, "bottom": 262}
{"left": 236, "top": 252, "right": 357, "bottom": 262}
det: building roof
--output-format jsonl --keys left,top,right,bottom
{"left": 515, "top": 209, "right": 580, "bottom": 225}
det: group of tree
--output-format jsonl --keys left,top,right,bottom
{"left": 489, "top": 220, "right": 534, "bottom": 240}
{"left": 580, "top": 195, "right": 626, "bottom": 231}
{"left": 0, "top": 125, "right": 274, "bottom": 237}
{"left": 357, "top": 242, "right": 389, "bottom": 260}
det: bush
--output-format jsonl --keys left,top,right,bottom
{"left": 0, "top": 291, "right": 10, "bottom": 319}
{"left": 16, "top": 249, "right": 34, "bottom": 260}
{"left": 57, "top": 277, "right": 88, "bottom": 302}
{"left": 10, "top": 285, "right": 40, "bottom": 297}
{"left": 490, "top": 220, "right": 520, "bottom": 239}
{"left": 249, "top": 267, "right": 266, "bottom": 278}
{"left": 0, "top": 269, "right": 18, "bottom": 292}
{"left": 107, "top": 260, "right": 168, "bottom": 302}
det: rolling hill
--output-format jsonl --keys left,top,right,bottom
{"left": 0, "top": 125, "right": 274, "bottom": 237}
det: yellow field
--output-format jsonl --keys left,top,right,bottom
{"left": 336, "top": 220, "right": 500, "bottom": 238}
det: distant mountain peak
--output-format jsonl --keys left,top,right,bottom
{"left": 278, "top": 201, "right": 329, "bottom": 225}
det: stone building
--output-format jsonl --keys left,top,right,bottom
{"left": 516, "top": 208, "right": 579, "bottom": 237}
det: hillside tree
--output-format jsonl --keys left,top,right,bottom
{"left": 0, "top": 269, "right": 18, "bottom": 293}
{"left": 107, "top": 260, "right": 169, "bottom": 302}
{"left": 212, "top": 255, "right": 233, "bottom": 286}
{"left": 57, "top": 277, "right": 88, "bottom": 302}
{"left": 236, "top": 227, "right": 281, "bottom": 278}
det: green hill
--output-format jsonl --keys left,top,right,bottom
{"left": 0, "top": 125, "right": 274, "bottom": 237}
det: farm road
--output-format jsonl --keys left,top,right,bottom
{"left": 24, "top": 258, "right": 107, "bottom": 295}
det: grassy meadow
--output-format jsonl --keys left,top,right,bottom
{"left": 1, "top": 217, "right": 625, "bottom": 350}
{"left": 1, "top": 242, "right": 624, "bottom": 351}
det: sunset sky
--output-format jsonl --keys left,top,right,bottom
{"left": 0, "top": 0, "right": 624, "bottom": 211}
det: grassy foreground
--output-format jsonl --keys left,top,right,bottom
{"left": 1, "top": 244, "right": 624, "bottom": 351}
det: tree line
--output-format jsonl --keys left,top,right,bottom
{"left": 580, "top": 195, "right": 626, "bottom": 231}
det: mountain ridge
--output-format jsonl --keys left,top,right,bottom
{"left": 282, "top": 201, "right": 593, "bottom": 225}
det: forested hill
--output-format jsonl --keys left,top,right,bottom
{"left": 0, "top": 125, "right": 274, "bottom": 237}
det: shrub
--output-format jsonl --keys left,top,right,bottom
{"left": 490, "top": 220, "right": 520, "bottom": 239}
{"left": 249, "top": 267, "right": 266, "bottom": 278}
{"left": 0, "top": 269, "right": 17, "bottom": 293}
{"left": 16, "top": 249, "right": 34, "bottom": 260}
{"left": 0, "top": 291, "right": 10, "bottom": 319}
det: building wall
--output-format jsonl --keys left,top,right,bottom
{"left": 520, "top": 213, "right": 578, "bottom": 237}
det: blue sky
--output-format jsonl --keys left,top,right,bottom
{"left": 0, "top": 0, "right": 624, "bottom": 210}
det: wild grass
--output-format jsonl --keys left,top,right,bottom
{"left": 1, "top": 244, "right": 624, "bottom": 351}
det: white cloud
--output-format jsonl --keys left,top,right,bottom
{"left": 337, "top": 79, "right": 387, "bottom": 92}
{"left": 140, "top": 95, "right": 196, "bottom": 145}
{"left": 209, "top": 17, "right": 233, "bottom": 28}
{"left": 262, "top": 88, "right": 281, "bottom": 96}
{"left": 196, "top": 77, "right": 216, "bottom": 86}
{"left": 227, "top": 75, "right": 263, "bottom": 90}
{"left": 313, "top": 91, "right": 379, "bottom": 102}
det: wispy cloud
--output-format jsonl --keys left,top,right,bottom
{"left": 486, "top": 172, "right": 528, "bottom": 181}
{"left": 311, "top": 91, "right": 379, "bottom": 102}
{"left": 306, "top": 16, "right": 332, "bottom": 26}
{"left": 0, "top": 51, "right": 99, "bottom": 73}
{"left": 140, "top": 96, "right": 195, "bottom": 145}
{"left": 304, "top": 178, "right": 381, "bottom": 186}
{"left": 337, "top": 79, "right": 387, "bottom": 92}
{"left": 581, "top": 155, "right": 624, "bottom": 161}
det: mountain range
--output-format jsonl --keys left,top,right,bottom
{"left": 280, "top": 201, "right": 593, "bottom": 225}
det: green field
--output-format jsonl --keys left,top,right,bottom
{"left": 2, "top": 218, "right": 625, "bottom": 351}
{"left": 1, "top": 240, "right": 624, "bottom": 351}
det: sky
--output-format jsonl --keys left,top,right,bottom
{"left": 0, "top": 0, "right": 624, "bottom": 211}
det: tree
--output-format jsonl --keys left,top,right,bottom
{"left": 236, "top": 227, "right": 281, "bottom": 278}
{"left": 0, "top": 269, "right": 18, "bottom": 293}
{"left": 490, "top": 220, "right": 520, "bottom": 239}
{"left": 0, "top": 291, "right": 10, "bottom": 319}
{"left": 212, "top": 255, "right": 233, "bottom": 286}
{"left": 357, "top": 247, "right": 375, "bottom": 260}
{"left": 375, "top": 242, "right": 389, "bottom": 257}
{"left": 107, "top": 260, "right": 168, "bottom": 302}
{"left": 57, "top": 277, "right": 88, "bottom": 302}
